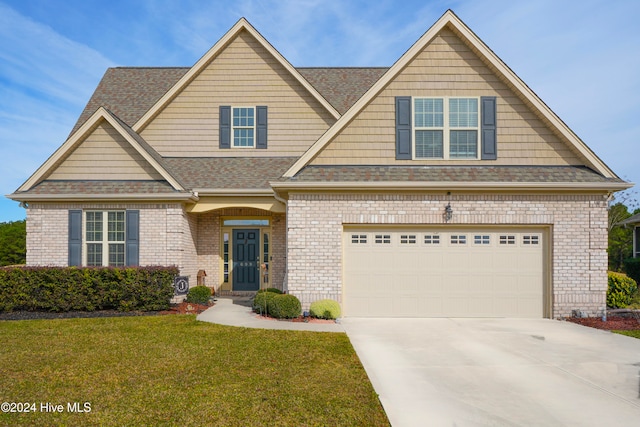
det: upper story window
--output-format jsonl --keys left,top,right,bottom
{"left": 232, "top": 107, "right": 255, "bottom": 147}
{"left": 219, "top": 105, "right": 267, "bottom": 149}
{"left": 414, "top": 97, "right": 479, "bottom": 159}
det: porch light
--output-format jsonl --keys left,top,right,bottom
{"left": 444, "top": 203, "right": 453, "bottom": 222}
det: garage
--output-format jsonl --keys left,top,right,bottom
{"left": 343, "top": 227, "right": 547, "bottom": 318}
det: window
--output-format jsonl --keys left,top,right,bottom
{"left": 232, "top": 107, "right": 255, "bottom": 147}
{"left": 523, "top": 235, "right": 540, "bottom": 245}
{"left": 450, "top": 235, "right": 467, "bottom": 245}
{"left": 474, "top": 235, "right": 490, "bottom": 245}
{"left": 352, "top": 234, "right": 367, "bottom": 244}
{"left": 85, "top": 211, "right": 126, "bottom": 267}
{"left": 375, "top": 234, "right": 391, "bottom": 244}
{"left": 223, "top": 232, "right": 230, "bottom": 283}
{"left": 499, "top": 235, "right": 516, "bottom": 245}
{"left": 414, "top": 97, "right": 479, "bottom": 159}
{"left": 424, "top": 234, "right": 440, "bottom": 244}
{"left": 263, "top": 232, "right": 270, "bottom": 284}
{"left": 400, "top": 235, "right": 417, "bottom": 244}
{"left": 223, "top": 219, "right": 270, "bottom": 227}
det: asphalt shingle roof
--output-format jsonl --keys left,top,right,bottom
{"left": 25, "top": 180, "right": 181, "bottom": 195}
{"left": 163, "top": 157, "right": 298, "bottom": 190}
{"left": 288, "top": 165, "right": 624, "bottom": 184}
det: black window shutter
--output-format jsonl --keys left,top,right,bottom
{"left": 68, "top": 210, "right": 82, "bottom": 266}
{"left": 126, "top": 210, "right": 139, "bottom": 267}
{"left": 219, "top": 106, "right": 231, "bottom": 149}
{"left": 481, "top": 96, "right": 497, "bottom": 160}
{"left": 395, "top": 96, "right": 412, "bottom": 160}
{"left": 256, "top": 106, "right": 268, "bottom": 149}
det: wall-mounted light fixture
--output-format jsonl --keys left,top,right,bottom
{"left": 444, "top": 191, "right": 453, "bottom": 222}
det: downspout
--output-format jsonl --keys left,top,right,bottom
{"left": 272, "top": 190, "right": 288, "bottom": 292}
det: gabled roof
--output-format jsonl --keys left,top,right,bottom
{"left": 15, "top": 107, "right": 184, "bottom": 193}
{"left": 132, "top": 18, "right": 341, "bottom": 133}
{"left": 283, "top": 10, "right": 620, "bottom": 180}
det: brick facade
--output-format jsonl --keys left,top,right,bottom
{"left": 285, "top": 192, "right": 609, "bottom": 318}
{"left": 25, "top": 203, "right": 286, "bottom": 295}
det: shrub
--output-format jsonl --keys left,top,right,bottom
{"left": 607, "top": 271, "right": 638, "bottom": 309}
{"left": 185, "top": 286, "right": 211, "bottom": 304}
{"left": 256, "top": 287, "right": 283, "bottom": 294}
{"left": 623, "top": 257, "right": 640, "bottom": 286}
{"left": 0, "top": 266, "right": 177, "bottom": 312}
{"left": 252, "top": 291, "right": 277, "bottom": 315}
{"left": 309, "top": 299, "right": 342, "bottom": 320}
{"left": 268, "top": 294, "right": 301, "bottom": 319}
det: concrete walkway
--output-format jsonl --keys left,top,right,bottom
{"left": 196, "top": 296, "right": 344, "bottom": 333}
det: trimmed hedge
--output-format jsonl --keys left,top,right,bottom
{"left": 309, "top": 299, "right": 341, "bottom": 320}
{"left": 0, "top": 266, "right": 178, "bottom": 312}
{"left": 253, "top": 292, "right": 301, "bottom": 319}
{"left": 607, "top": 271, "right": 638, "bottom": 309}
{"left": 252, "top": 291, "right": 277, "bottom": 315}
{"left": 256, "top": 287, "right": 283, "bottom": 294}
{"left": 185, "top": 285, "right": 211, "bottom": 304}
{"left": 268, "top": 294, "right": 301, "bottom": 319}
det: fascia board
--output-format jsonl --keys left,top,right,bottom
{"left": 133, "top": 18, "right": 340, "bottom": 133}
{"left": 6, "top": 193, "right": 197, "bottom": 202}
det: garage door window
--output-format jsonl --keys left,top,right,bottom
{"left": 351, "top": 234, "right": 367, "bottom": 244}
{"left": 451, "top": 235, "right": 467, "bottom": 245}
{"left": 400, "top": 235, "right": 417, "bottom": 244}
{"left": 424, "top": 234, "right": 440, "bottom": 244}
{"left": 474, "top": 235, "right": 491, "bottom": 245}
{"left": 375, "top": 234, "right": 391, "bottom": 244}
{"left": 523, "top": 235, "right": 540, "bottom": 245}
{"left": 500, "top": 235, "right": 516, "bottom": 245}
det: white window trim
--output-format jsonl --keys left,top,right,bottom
{"left": 83, "top": 210, "right": 126, "bottom": 267}
{"left": 231, "top": 106, "right": 256, "bottom": 148}
{"left": 412, "top": 97, "right": 480, "bottom": 160}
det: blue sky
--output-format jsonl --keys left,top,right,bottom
{"left": 1, "top": 0, "right": 639, "bottom": 222}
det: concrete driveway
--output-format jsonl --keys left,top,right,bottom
{"left": 341, "top": 318, "right": 640, "bottom": 426}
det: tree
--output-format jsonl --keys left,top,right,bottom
{"left": 607, "top": 187, "right": 639, "bottom": 272}
{"left": 0, "top": 220, "right": 26, "bottom": 266}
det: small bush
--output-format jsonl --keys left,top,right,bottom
{"left": 253, "top": 291, "right": 277, "bottom": 315}
{"left": 607, "top": 271, "right": 638, "bottom": 309}
{"left": 309, "top": 299, "right": 342, "bottom": 320}
{"left": 268, "top": 294, "right": 302, "bottom": 319}
{"left": 256, "top": 287, "right": 283, "bottom": 294}
{"left": 185, "top": 286, "right": 211, "bottom": 304}
{"left": 623, "top": 257, "right": 640, "bottom": 285}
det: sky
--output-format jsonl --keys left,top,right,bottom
{"left": 1, "top": 0, "right": 639, "bottom": 222}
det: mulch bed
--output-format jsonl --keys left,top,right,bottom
{"left": 565, "top": 314, "right": 640, "bottom": 331}
{"left": 0, "top": 302, "right": 213, "bottom": 321}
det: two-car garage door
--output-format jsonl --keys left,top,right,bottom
{"left": 343, "top": 227, "right": 547, "bottom": 318}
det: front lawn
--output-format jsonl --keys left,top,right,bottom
{"left": 613, "top": 329, "right": 640, "bottom": 339}
{"left": 0, "top": 316, "right": 388, "bottom": 426}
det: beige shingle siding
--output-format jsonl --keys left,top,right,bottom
{"left": 310, "top": 28, "right": 583, "bottom": 166}
{"left": 49, "top": 121, "right": 164, "bottom": 181}
{"left": 139, "top": 30, "right": 336, "bottom": 157}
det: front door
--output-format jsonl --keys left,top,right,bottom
{"left": 232, "top": 229, "right": 259, "bottom": 291}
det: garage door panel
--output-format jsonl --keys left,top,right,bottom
{"left": 344, "top": 228, "right": 545, "bottom": 318}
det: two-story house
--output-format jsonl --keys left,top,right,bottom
{"left": 8, "top": 10, "right": 631, "bottom": 318}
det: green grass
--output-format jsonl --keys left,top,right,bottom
{"left": 0, "top": 315, "right": 388, "bottom": 426}
{"left": 613, "top": 329, "right": 640, "bottom": 339}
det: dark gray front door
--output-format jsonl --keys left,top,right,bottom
{"left": 232, "top": 229, "right": 259, "bottom": 291}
